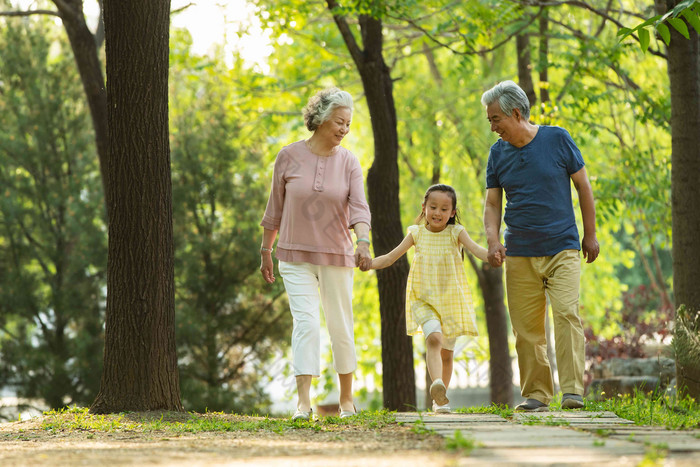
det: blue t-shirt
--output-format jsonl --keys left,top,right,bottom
{"left": 485, "top": 125, "right": 585, "bottom": 257}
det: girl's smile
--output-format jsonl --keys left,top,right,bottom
{"left": 423, "top": 191, "right": 456, "bottom": 232}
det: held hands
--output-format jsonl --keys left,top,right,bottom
{"left": 355, "top": 242, "right": 372, "bottom": 271}
{"left": 487, "top": 242, "right": 506, "bottom": 268}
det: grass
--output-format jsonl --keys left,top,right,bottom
{"left": 455, "top": 391, "right": 699, "bottom": 430}
{"left": 39, "top": 407, "right": 398, "bottom": 435}
{"left": 582, "top": 391, "right": 700, "bottom": 430}
{"left": 445, "top": 430, "right": 479, "bottom": 454}
{"left": 455, "top": 403, "right": 513, "bottom": 418}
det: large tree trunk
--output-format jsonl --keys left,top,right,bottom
{"left": 666, "top": 0, "right": 700, "bottom": 400}
{"left": 90, "top": 0, "right": 182, "bottom": 413}
{"left": 327, "top": 1, "right": 415, "bottom": 411}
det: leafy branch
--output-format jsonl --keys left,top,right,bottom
{"left": 618, "top": 0, "right": 700, "bottom": 52}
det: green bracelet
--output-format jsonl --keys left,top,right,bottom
{"left": 356, "top": 238, "right": 370, "bottom": 245}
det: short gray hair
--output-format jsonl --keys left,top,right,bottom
{"left": 481, "top": 80, "right": 530, "bottom": 120}
{"left": 303, "top": 87, "right": 353, "bottom": 131}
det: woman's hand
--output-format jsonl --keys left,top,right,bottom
{"left": 355, "top": 242, "right": 372, "bottom": 271}
{"left": 260, "top": 251, "right": 275, "bottom": 283}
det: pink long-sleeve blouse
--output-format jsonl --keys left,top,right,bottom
{"left": 261, "top": 140, "right": 371, "bottom": 267}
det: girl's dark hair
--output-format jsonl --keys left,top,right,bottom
{"left": 414, "top": 184, "right": 462, "bottom": 225}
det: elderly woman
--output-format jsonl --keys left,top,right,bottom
{"left": 260, "top": 87, "right": 371, "bottom": 420}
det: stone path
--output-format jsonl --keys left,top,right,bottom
{"left": 395, "top": 411, "right": 700, "bottom": 466}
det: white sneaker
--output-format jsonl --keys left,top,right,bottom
{"left": 291, "top": 408, "right": 313, "bottom": 421}
{"left": 429, "top": 379, "right": 449, "bottom": 406}
{"left": 432, "top": 401, "right": 451, "bottom": 413}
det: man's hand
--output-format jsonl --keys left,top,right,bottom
{"left": 488, "top": 242, "right": 506, "bottom": 267}
{"left": 582, "top": 235, "right": 599, "bottom": 263}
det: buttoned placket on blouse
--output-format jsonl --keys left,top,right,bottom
{"left": 313, "top": 155, "right": 327, "bottom": 192}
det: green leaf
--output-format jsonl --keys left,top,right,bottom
{"left": 681, "top": 9, "right": 700, "bottom": 34}
{"left": 657, "top": 23, "right": 671, "bottom": 45}
{"left": 668, "top": 17, "right": 690, "bottom": 39}
{"left": 617, "top": 27, "right": 633, "bottom": 37}
{"left": 639, "top": 27, "right": 650, "bottom": 52}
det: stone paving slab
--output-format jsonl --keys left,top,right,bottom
{"left": 395, "top": 411, "right": 700, "bottom": 466}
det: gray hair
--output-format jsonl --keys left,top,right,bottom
{"left": 481, "top": 80, "right": 531, "bottom": 120}
{"left": 303, "top": 87, "right": 353, "bottom": 131}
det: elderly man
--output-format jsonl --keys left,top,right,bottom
{"left": 481, "top": 80, "right": 599, "bottom": 412}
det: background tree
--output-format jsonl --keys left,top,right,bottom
{"left": 90, "top": 0, "right": 181, "bottom": 414}
{"left": 169, "top": 32, "right": 292, "bottom": 413}
{"left": 663, "top": 0, "right": 700, "bottom": 399}
{"left": 0, "top": 12, "right": 106, "bottom": 418}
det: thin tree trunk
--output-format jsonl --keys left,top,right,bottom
{"left": 91, "top": 0, "right": 182, "bottom": 414}
{"left": 516, "top": 33, "right": 537, "bottom": 108}
{"left": 469, "top": 258, "right": 512, "bottom": 406}
{"left": 327, "top": 0, "right": 415, "bottom": 411}
{"left": 538, "top": 11, "right": 550, "bottom": 105}
{"left": 52, "top": 0, "right": 110, "bottom": 213}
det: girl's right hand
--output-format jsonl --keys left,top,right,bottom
{"left": 487, "top": 242, "right": 506, "bottom": 267}
{"left": 260, "top": 253, "right": 275, "bottom": 283}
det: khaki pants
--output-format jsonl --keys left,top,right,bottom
{"left": 505, "top": 249, "right": 584, "bottom": 404}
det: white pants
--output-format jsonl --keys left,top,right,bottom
{"left": 278, "top": 261, "right": 357, "bottom": 376}
{"left": 422, "top": 319, "right": 456, "bottom": 351}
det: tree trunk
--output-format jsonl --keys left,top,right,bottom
{"left": 472, "top": 260, "right": 513, "bottom": 405}
{"left": 327, "top": 1, "right": 415, "bottom": 411}
{"left": 538, "top": 11, "right": 550, "bottom": 105}
{"left": 90, "top": 0, "right": 182, "bottom": 413}
{"left": 516, "top": 33, "right": 537, "bottom": 108}
{"left": 52, "top": 0, "right": 110, "bottom": 212}
{"left": 665, "top": 0, "right": 700, "bottom": 400}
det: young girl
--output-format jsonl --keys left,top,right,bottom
{"left": 369, "top": 184, "right": 491, "bottom": 413}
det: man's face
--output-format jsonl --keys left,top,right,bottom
{"left": 486, "top": 101, "right": 518, "bottom": 145}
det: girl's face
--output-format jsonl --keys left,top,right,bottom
{"left": 422, "top": 191, "right": 455, "bottom": 232}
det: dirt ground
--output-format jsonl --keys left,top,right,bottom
{"left": 0, "top": 412, "right": 454, "bottom": 466}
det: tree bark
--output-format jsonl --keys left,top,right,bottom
{"left": 538, "top": 11, "right": 550, "bottom": 105}
{"left": 516, "top": 33, "right": 537, "bottom": 108}
{"left": 51, "top": 0, "right": 110, "bottom": 212}
{"left": 470, "top": 259, "right": 513, "bottom": 405}
{"left": 90, "top": 0, "right": 182, "bottom": 413}
{"left": 327, "top": 0, "right": 415, "bottom": 411}
{"left": 665, "top": 0, "right": 700, "bottom": 399}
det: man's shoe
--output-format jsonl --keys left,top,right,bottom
{"left": 429, "top": 379, "right": 449, "bottom": 406}
{"left": 432, "top": 401, "right": 451, "bottom": 414}
{"left": 514, "top": 399, "right": 549, "bottom": 412}
{"left": 291, "top": 408, "right": 313, "bottom": 421}
{"left": 561, "top": 393, "right": 584, "bottom": 409}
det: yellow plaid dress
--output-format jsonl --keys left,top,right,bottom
{"left": 405, "top": 224, "right": 478, "bottom": 339}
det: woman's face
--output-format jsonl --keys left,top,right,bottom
{"left": 316, "top": 107, "right": 352, "bottom": 146}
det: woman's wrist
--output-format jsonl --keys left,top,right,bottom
{"left": 356, "top": 238, "right": 370, "bottom": 246}
{"left": 260, "top": 246, "right": 273, "bottom": 254}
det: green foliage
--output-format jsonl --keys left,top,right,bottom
{"left": 40, "top": 407, "right": 397, "bottom": 433}
{"left": 444, "top": 429, "right": 478, "bottom": 453}
{"left": 619, "top": 1, "right": 700, "bottom": 50}
{"left": 457, "top": 403, "right": 514, "bottom": 418}
{"left": 673, "top": 305, "right": 700, "bottom": 367}
{"left": 169, "top": 29, "right": 293, "bottom": 414}
{"left": 584, "top": 391, "right": 700, "bottom": 429}
{"left": 0, "top": 11, "right": 106, "bottom": 417}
